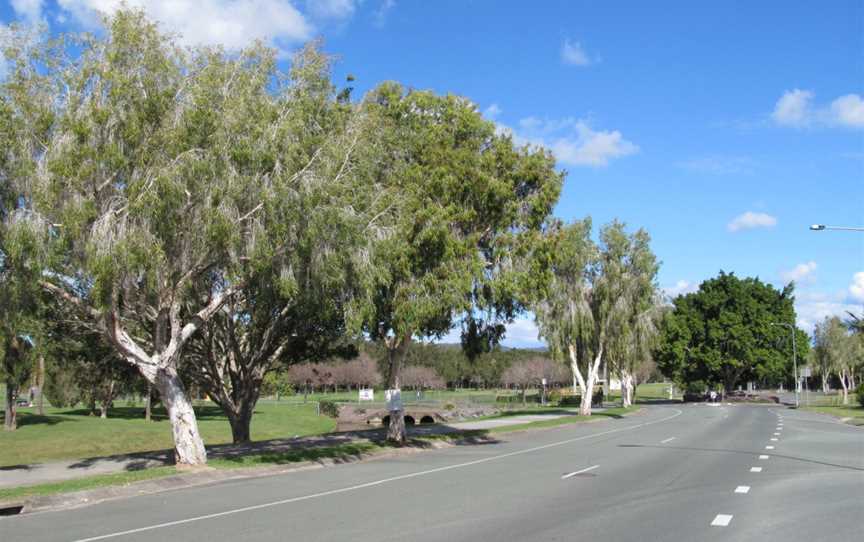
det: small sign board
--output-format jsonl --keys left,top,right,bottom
{"left": 385, "top": 389, "right": 402, "bottom": 411}
{"left": 541, "top": 378, "right": 547, "bottom": 386}
{"left": 358, "top": 388, "right": 374, "bottom": 401}
{"left": 800, "top": 367, "right": 812, "bottom": 378}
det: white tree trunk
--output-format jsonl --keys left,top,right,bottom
{"left": 821, "top": 374, "right": 829, "bottom": 394}
{"left": 839, "top": 370, "right": 849, "bottom": 405}
{"left": 621, "top": 371, "right": 634, "bottom": 407}
{"left": 156, "top": 368, "right": 207, "bottom": 465}
{"left": 570, "top": 345, "right": 603, "bottom": 416}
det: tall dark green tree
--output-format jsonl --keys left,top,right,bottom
{"left": 360, "top": 83, "right": 562, "bottom": 442}
{"left": 655, "top": 272, "right": 808, "bottom": 393}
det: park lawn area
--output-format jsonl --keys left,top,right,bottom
{"left": 0, "top": 402, "right": 335, "bottom": 467}
{"left": 802, "top": 403, "right": 864, "bottom": 426}
{"left": 486, "top": 406, "right": 638, "bottom": 433}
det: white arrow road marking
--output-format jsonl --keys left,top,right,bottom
{"left": 711, "top": 514, "right": 733, "bottom": 526}
{"left": 561, "top": 464, "right": 600, "bottom": 479}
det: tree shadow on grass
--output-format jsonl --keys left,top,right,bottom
{"left": 58, "top": 405, "right": 227, "bottom": 422}
{"left": 14, "top": 413, "right": 76, "bottom": 427}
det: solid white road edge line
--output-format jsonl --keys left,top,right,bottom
{"left": 711, "top": 514, "right": 733, "bottom": 526}
{"left": 561, "top": 464, "right": 599, "bottom": 479}
{"left": 70, "top": 409, "right": 685, "bottom": 542}
{"left": 734, "top": 486, "right": 750, "bottom": 494}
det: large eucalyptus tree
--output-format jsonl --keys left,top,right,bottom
{"left": 360, "top": 83, "right": 562, "bottom": 442}
{"left": 3, "top": 10, "right": 369, "bottom": 464}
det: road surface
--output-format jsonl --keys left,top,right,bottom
{"left": 2, "top": 404, "right": 862, "bottom": 541}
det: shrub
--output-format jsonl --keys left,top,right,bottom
{"left": 43, "top": 367, "right": 81, "bottom": 408}
{"left": 443, "top": 402, "right": 456, "bottom": 411}
{"left": 318, "top": 400, "right": 340, "bottom": 418}
{"left": 856, "top": 383, "right": 864, "bottom": 408}
{"left": 557, "top": 395, "right": 582, "bottom": 407}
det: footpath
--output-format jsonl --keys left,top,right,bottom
{"left": 0, "top": 408, "right": 593, "bottom": 490}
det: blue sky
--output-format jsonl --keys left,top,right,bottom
{"left": 2, "top": 1, "right": 862, "bottom": 345}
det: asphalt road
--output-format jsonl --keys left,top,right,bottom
{"left": 2, "top": 404, "right": 862, "bottom": 542}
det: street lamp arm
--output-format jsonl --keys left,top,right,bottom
{"left": 809, "top": 224, "right": 864, "bottom": 232}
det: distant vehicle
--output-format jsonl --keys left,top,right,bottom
{"left": 16, "top": 399, "right": 30, "bottom": 407}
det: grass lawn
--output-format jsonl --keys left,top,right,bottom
{"left": 0, "top": 402, "right": 334, "bottom": 467}
{"left": 802, "top": 403, "right": 864, "bottom": 426}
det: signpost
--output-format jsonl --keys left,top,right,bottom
{"left": 358, "top": 388, "right": 374, "bottom": 402}
{"left": 385, "top": 389, "right": 402, "bottom": 412}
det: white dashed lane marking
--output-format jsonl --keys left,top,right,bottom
{"left": 561, "top": 465, "right": 599, "bottom": 480}
{"left": 711, "top": 514, "right": 733, "bottom": 526}
{"left": 734, "top": 486, "right": 750, "bottom": 494}
{"left": 759, "top": 455, "right": 769, "bottom": 459}
{"left": 750, "top": 467, "right": 763, "bottom": 472}
{"left": 661, "top": 437, "right": 676, "bottom": 444}
{"left": 766, "top": 446, "right": 775, "bottom": 450}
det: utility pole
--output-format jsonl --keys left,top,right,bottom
{"left": 771, "top": 322, "right": 799, "bottom": 408}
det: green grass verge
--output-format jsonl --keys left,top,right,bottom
{"left": 801, "top": 404, "right": 864, "bottom": 426}
{"left": 0, "top": 403, "right": 334, "bottom": 467}
{"left": 485, "top": 406, "right": 638, "bottom": 433}
{"left": 0, "top": 466, "right": 179, "bottom": 502}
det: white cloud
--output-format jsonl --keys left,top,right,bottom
{"left": 501, "top": 116, "right": 638, "bottom": 168}
{"left": 483, "top": 103, "right": 502, "bottom": 119}
{"left": 561, "top": 38, "right": 592, "bottom": 66}
{"left": 306, "top": 0, "right": 356, "bottom": 20}
{"left": 772, "top": 89, "right": 813, "bottom": 127}
{"left": 10, "top": 0, "right": 45, "bottom": 23}
{"left": 727, "top": 211, "right": 777, "bottom": 232}
{"left": 794, "top": 290, "right": 862, "bottom": 332}
{"left": 772, "top": 89, "right": 864, "bottom": 129}
{"left": 850, "top": 271, "right": 864, "bottom": 302}
{"left": 430, "top": 315, "right": 545, "bottom": 348}
{"left": 373, "top": 0, "right": 396, "bottom": 27}
{"left": 780, "top": 261, "right": 817, "bottom": 284}
{"left": 502, "top": 316, "right": 544, "bottom": 348}
{"left": 663, "top": 280, "right": 698, "bottom": 299}
{"left": 830, "top": 94, "right": 864, "bottom": 128}
{"left": 57, "top": 0, "right": 312, "bottom": 53}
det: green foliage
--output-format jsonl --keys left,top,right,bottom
{"left": 359, "top": 82, "right": 562, "bottom": 376}
{"left": 261, "top": 372, "right": 293, "bottom": 398}
{"left": 42, "top": 364, "right": 82, "bottom": 408}
{"left": 318, "top": 400, "right": 340, "bottom": 418}
{"left": 655, "top": 272, "right": 808, "bottom": 391}
{"left": 855, "top": 383, "right": 864, "bottom": 408}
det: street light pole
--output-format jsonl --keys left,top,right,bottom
{"left": 771, "top": 322, "right": 799, "bottom": 408}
